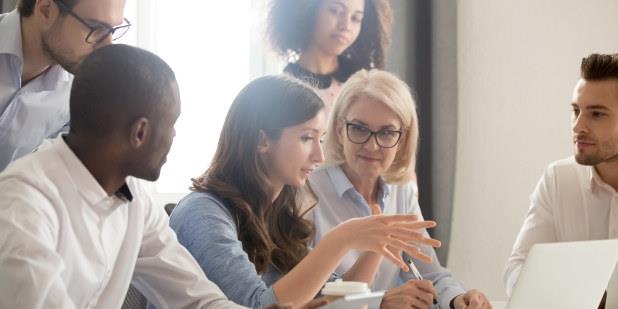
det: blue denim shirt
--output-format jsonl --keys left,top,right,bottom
{"left": 0, "top": 11, "right": 72, "bottom": 171}
{"left": 159, "top": 191, "right": 340, "bottom": 309}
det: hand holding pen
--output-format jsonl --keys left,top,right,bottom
{"left": 408, "top": 258, "right": 439, "bottom": 309}
{"left": 378, "top": 258, "right": 438, "bottom": 309}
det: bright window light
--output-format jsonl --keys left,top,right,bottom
{"left": 120, "top": 1, "right": 280, "bottom": 200}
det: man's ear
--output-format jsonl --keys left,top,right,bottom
{"left": 129, "top": 117, "right": 150, "bottom": 149}
{"left": 257, "top": 130, "right": 271, "bottom": 154}
{"left": 35, "top": 0, "right": 60, "bottom": 28}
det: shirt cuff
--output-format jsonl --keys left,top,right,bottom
{"left": 439, "top": 287, "right": 466, "bottom": 309}
{"left": 260, "top": 286, "right": 278, "bottom": 309}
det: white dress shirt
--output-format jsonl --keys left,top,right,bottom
{"left": 0, "top": 10, "right": 73, "bottom": 171}
{"left": 0, "top": 136, "right": 246, "bottom": 309}
{"left": 309, "top": 165, "right": 465, "bottom": 309}
{"left": 505, "top": 157, "right": 618, "bottom": 296}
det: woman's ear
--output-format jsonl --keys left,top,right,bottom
{"left": 129, "top": 117, "right": 150, "bottom": 149}
{"left": 257, "top": 130, "right": 271, "bottom": 154}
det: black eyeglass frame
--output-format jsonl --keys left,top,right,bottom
{"left": 344, "top": 121, "right": 404, "bottom": 148}
{"left": 54, "top": 0, "right": 131, "bottom": 44}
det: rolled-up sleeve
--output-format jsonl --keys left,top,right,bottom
{"left": 169, "top": 193, "right": 278, "bottom": 308}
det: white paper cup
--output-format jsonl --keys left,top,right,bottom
{"left": 321, "top": 279, "right": 372, "bottom": 309}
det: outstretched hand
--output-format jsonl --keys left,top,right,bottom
{"left": 338, "top": 214, "right": 441, "bottom": 271}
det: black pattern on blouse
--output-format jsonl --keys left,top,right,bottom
{"left": 283, "top": 56, "right": 356, "bottom": 89}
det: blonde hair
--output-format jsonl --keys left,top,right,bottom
{"left": 323, "top": 69, "right": 418, "bottom": 184}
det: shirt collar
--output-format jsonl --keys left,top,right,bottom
{"left": 0, "top": 11, "right": 23, "bottom": 60}
{"left": 325, "top": 164, "right": 390, "bottom": 201}
{"left": 53, "top": 135, "right": 133, "bottom": 205}
{"left": 589, "top": 164, "right": 616, "bottom": 194}
{"left": 327, "top": 165, "right": 355, "bottom": 198}
{"left": 0, "top": 10, "right": 72, "bottom": 90}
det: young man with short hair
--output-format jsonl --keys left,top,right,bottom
{"left": 506, "top": 53, "right": 618, "bottom": 298}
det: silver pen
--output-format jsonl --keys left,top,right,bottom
{"left": 407, "top": 258, "right": 439, "bottom": 308}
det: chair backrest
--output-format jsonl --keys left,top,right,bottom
{"left": 164, "top": 203, "right": 176, "bottom": 216}
{"left": 122, "top": 284, "right": 147, "bottom": 309}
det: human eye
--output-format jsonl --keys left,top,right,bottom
{"left": 328, "top": 5, "right": 341, "bottom": 16}
{"left": 378, "top": 130, "right": 398, "bottom": 139}
{"left": 319, "top": 133, "right": 326, "bottom": 144}
{"left": 350, "top": 124, "right": 369, "bottom": 134}
{"left": 301, "top": 133, "right": 317, "bottom": 143}
{"left": 351, "top": 13, "right": 364, "bottom": 24}
{"left": 88, "top": 26, "right": 111, "bottom": 42}
{"left": 592, "top": 111, "right": 606, "bottom": 119}
{"left": 350, "top": 123, "right": 367, "bottom": 131}
{"left": 571, "top": 106, "right": 580, "bottom": 117}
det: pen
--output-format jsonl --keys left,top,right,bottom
{"left": 407, "top": 258, "right": 439, "bottom": 308}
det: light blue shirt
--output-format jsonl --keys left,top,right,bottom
{"left": 0, "top": 11, "right": 73, "bottom": 171}
{"left": 309, "top": 165, "right": 466, "bottom": 309}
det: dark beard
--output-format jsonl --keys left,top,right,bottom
{"left": 576, "top": 151, "right": 618, "bottom": 166}
{"left": 41, "top": 30, "right": 80, "bottom": 74}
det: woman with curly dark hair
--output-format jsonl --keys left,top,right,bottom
{"left": 266, "top": 0, "right": 392, "bottom": 113}
{"left": 167, "top": 75, "right": 440, "bottom": 308}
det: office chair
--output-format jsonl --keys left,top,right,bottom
{"left": 122, "top": 284, "right": 147, "bottom": 309}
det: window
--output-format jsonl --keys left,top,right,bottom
{"left": 121, "top": 1, "right": 282, "bottom": 203}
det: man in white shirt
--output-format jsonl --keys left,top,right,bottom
{"left": 505, "top": 53, "right": 618, "bottom": 299}
{"left": 0, "top": 0, "right": 129, "bottom": 171}
{"left": 0, "top": 44, "right": 247, "bottom": 309}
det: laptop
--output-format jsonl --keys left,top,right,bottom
{"left": 507, "top": 239, "right": 618, "bottom": 309}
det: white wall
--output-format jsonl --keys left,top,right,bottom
{"left": 448, "top": 0, "right": 618, "bottom": 300}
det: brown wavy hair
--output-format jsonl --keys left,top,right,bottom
{"left": 266, "top": 0, "right": 393, "bottom": 70}
{"left": 191, "top": 75, "right": 324, "bottom": 274}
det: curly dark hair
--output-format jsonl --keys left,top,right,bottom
{"left": 191, "top": 75, "right": 324, "bottom": 274}
{"left": 266, "top": 0, "right": 393, "bottom": 71}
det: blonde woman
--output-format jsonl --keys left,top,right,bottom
{"left": 310, "top": 69, "right": 491, "bottom": 309}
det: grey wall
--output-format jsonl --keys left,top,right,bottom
{"left": 2, "top": 0, "right": 17, "bottom": 13}
{"left": 428, "top": 0, "right": 457, "bottom": 265}
{"left": 386, "top": 0, "right": 434, "bottom": 244}
{"left": 386, "top": 0, "right": 457, "bottom": 264}
{"left": 385, "top": 0, "right": 412, "bottom": 82}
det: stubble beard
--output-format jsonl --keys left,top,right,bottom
{"left": 41, "top": 25, "right": 81, "bottom": 74}
{"left": 575, "top": 139, "right": 618, "bottom": 166}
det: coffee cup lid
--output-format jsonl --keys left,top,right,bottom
{"left": 321, "top": 279, "right": 370, "bottom": 296}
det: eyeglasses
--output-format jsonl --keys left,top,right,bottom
{"left": 344, "top": 121, "right": 404, "bottom": 148}
{"left": 54, "top": 0, "right": 131, "bottom": 44}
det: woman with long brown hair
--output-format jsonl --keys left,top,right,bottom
{"left": 167, "top": 75, "right": 440, "bottom": 308}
